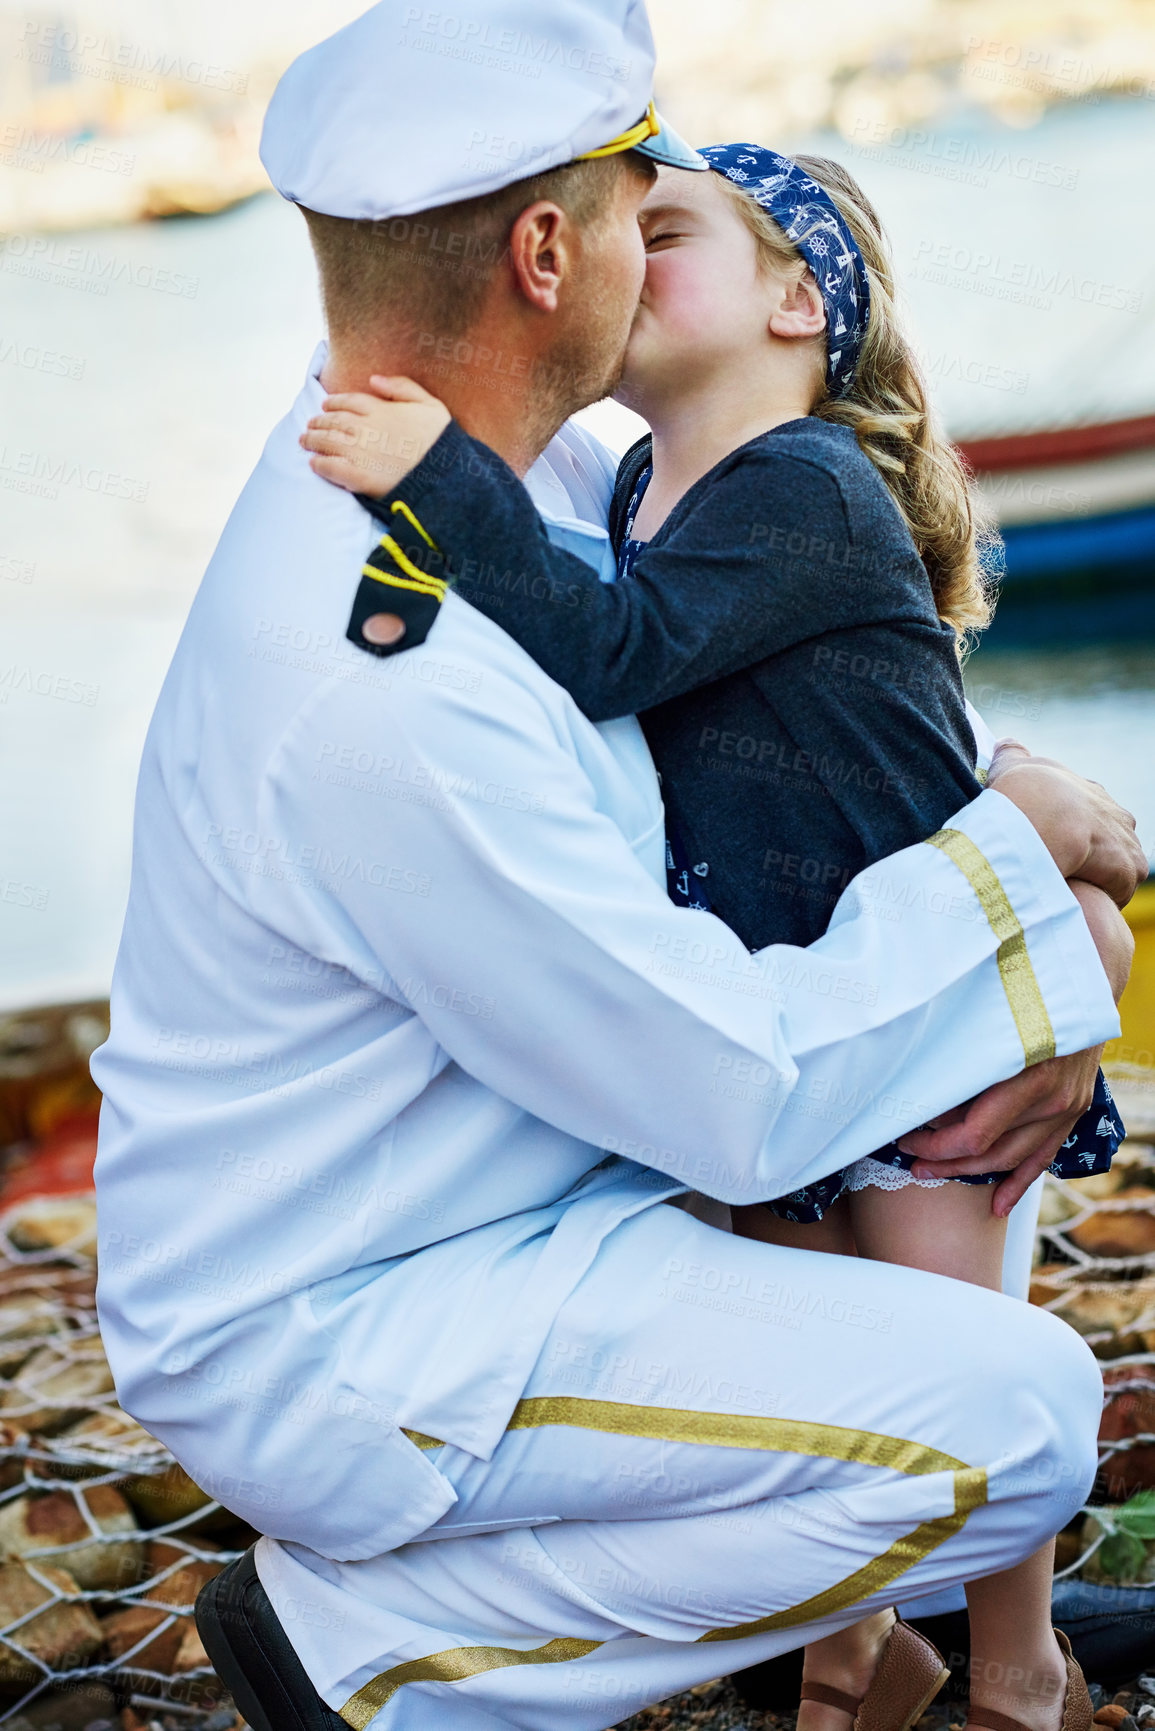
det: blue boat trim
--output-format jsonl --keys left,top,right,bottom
{"left": 997, "top": 502, "right": 1155, "bottom": 583}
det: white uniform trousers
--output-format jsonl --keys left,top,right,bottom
{"left": 256, "top": 1200, "right": 1101, "bottom": 1731}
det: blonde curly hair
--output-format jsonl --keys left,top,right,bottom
{"left": 716, "top": 156, "right": 996, "bottom": 651}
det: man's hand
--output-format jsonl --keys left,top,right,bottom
{"left": 987, "top": 739, "right": 1146, "bottom": 907}
{"left": 300, "top": 375, "right": 451, "bottom": 497}
{"left": 1067, "top": 877, "right": 1136, "bottom": 999}
{"left": 896, "top": 1046, "right": 1103, "bottom": 1216}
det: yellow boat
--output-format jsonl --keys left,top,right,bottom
{"left": 1105, "top": 879, "right": 1155, "bottom": 1138}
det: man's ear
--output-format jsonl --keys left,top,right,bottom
{"left": 508, "top": 200, "right": 569, "bottom": 313}
{"left": 768, "top": 268, "right": 826, "bottom": 340}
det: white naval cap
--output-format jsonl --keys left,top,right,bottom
{"left": 259, "top": 0, "right": 705, "bottom": 222}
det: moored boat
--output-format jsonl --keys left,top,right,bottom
{"left": 956, "top": 413, "right": 1155, "bottom": 642}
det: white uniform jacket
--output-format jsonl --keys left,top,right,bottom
{"left": 91, "top": 341, "right": 1119, "bottom": 1565}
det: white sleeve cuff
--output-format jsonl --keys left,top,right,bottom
{"left": 938, "top": 788, "right": 1121, "bottom": 1059}
{"left": 965, "top": 701, "right": 997, "bottom": 778}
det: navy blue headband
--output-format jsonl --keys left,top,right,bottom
{"left": 698, "top": 143, "right": 870, "bottom": 399}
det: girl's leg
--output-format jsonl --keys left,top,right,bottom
{"left": 965, "top": 1543, "right": 1067, "bottom": 1731}
{"left": 730, "top": 1194, "right": 857, "bottom": 1256}
{"left": 850, "top": 1179, "right": 1068, "bottom": 1731}
{"left": 848, "top": 1174, "right": 1005, "bottom": 1289}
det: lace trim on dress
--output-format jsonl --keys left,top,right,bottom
{"left": 843, "top": 1158, "right": 949, "bottom": 1193}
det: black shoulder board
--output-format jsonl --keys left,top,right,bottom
{"left": 347, "top": 500, "right": 446, "bottom": 659}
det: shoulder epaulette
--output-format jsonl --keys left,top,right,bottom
{"left": 347, "top": 499, "right": 446, "bottom": 658}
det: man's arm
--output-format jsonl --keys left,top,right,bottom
{"left": 267, "top": 653, "right": 1124, "bottom": 1206}
{"left": 900, "top": 875, "right": 1134, "bottom": 1212}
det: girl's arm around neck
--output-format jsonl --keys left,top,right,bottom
{"left": 360, "top": 420, "right": 901, "bottom": 721}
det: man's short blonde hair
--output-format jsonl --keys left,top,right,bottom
{"left": 300, "top": 153, "right": 652, "bottom": 347}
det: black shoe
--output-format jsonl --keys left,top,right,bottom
{"left": 195, "top": 1544, "right": 350, "bottom": 1731}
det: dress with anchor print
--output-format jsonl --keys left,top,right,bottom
{"left": 616, "top": 460, "right": 1125, "bottom": 1223}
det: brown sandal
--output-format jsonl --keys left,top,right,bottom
{"left": 967, "top": 1630, "right": 1092, "bottom": 1731}
{"left": 801, "top": 1612, "right": 951, "bottom": 1731}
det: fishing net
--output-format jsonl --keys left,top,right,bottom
{"left": 1035, "top": 1070, "right": 1155, "bottom": 1589}
{"left": 0, "top": 1008, "right": 1153, "bottom": 1724}
{"left": 0, "top": 1215, "right": 251, "bottom": 1729}
{"left": 0, "top": 1004, "right": 247, "bottom": 1729}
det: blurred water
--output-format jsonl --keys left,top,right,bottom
{"left": 1, "top": 100, "right": 1153, "bottom": 1010}
{"left": 962, "top": 644, "right": 1155, "bottom": 853}
{"left": 795, "top": 97, "right": 1155, "bottom": 437}
{"left": 0, "top": 191, "right": 325, "bottom": 1009}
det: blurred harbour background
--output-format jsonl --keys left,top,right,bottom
{"left": 2, "top": 0, "right": 1155, "bottom": 1015}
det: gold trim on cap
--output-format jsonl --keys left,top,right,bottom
{"left": 576, "top": 101, "right": 659, "bottom": 160}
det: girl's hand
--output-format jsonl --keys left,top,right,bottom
{"left": 299, "top": 375, "right": 451, "bottom": 498}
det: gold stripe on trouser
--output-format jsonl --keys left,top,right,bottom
{"left": 341, "top": 1398, "right": 987, "bottom": 1726}
{"left": 401, "top": 1428, "right": 445, "bottom": 1451}
{"left": 925, "top": 826, "right": 1056, "bottom": 1066}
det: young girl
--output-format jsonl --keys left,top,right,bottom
{"left": 301, "top": 146, "right": 1117, "bottom": 1731}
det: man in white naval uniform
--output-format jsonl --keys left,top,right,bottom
{"left": 90, "top": 4, "right": 1144, "bottom": 1729}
